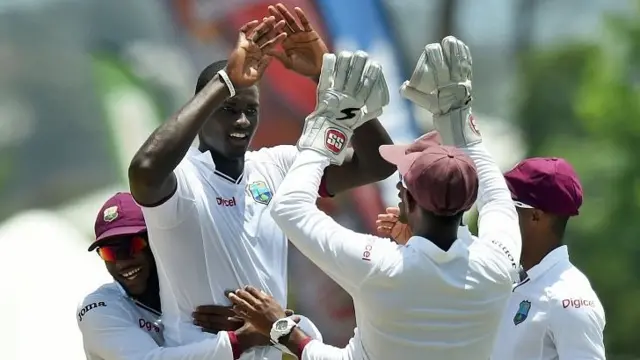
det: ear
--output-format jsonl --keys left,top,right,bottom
{"left": 531, "top": 209, "right": 543, "bottom": 222}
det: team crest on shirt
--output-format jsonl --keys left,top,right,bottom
{"left": 247, "top": 181, "right": 273, "bottom": 205}
{"left": 513, "top": 300, "right": 531, "bottom": 325}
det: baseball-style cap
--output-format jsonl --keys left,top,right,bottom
{"left": 88, "top": 192, "right": 147, "bottom": 251}
{"left": 504, "top": 157, "right": 583, "bottom": 216}
{"left": 379, "top": 134, "right": 478, "bottom": 216}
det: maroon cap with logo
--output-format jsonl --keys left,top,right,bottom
{"left": 379, "top": 132, "right": 478, "bottom": 216}
{"left": 504, "top": 157, "right": 583, "bottom": 216}
{"left": 88, "top": 192, "right": 147, "bottom": 251}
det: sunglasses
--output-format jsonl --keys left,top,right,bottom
{"left": 96, "top": 236, "right": 148, "bottom": 262}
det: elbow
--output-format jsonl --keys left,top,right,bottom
{"left": 128, "top": 152, "right": 159, "bottom": 186}
{"left": 374, "top": 160, "right": 397, "bottom": 181}
{"left": 363, "top": 158, "right": 396, "bottom": 183}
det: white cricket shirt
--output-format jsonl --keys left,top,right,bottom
{"left": 491, "top": 246, "right": 606, "bottom": 360}
{"left": 78, "top": 282, "right": 163, "bottom": 359}
{"left": 140, "top": 146, "right": 303, "bottom": 359}
{"left": 269, "top": 145, "right": 522, "bottom": 360}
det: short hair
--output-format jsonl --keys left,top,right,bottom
{"left": 195, "top": 60, "right": 228, "bottom": 95}
{"left": 421, "top": 208, "right": 464, "bottom": 227}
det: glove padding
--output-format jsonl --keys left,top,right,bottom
{"left": 298, "top": 50, "right": 390, "bottom": 165}
{"left": 400, "top": 36, "right": 481, "bottom": 148}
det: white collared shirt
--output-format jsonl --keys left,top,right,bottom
{"left": 269, "top": 144, "right": 521, "bottom": 360}
{"left": 491, "top": 246, "right": 606, "bottom": 360}
{"left": 140, "top": 145, "right": 303, "bottom": 360}
{"left": 78, "top": 282, "right": 165, "bottom": 360}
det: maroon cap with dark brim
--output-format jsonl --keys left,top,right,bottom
{"left": 88, "top": 192, "right": 148, "bottom": 251}
{"left": 381, "top": 142, "right": 478, "bottom": 216}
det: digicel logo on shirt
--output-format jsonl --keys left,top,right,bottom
{"left": 217, "top": 197, "right": 237, "bottom": 207}
{"left": 562, "top": 298, "right": 594, "bottom": 309}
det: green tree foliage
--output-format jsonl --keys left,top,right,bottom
{"left": 514, "top": 4, "right": 640, "bottom": 356}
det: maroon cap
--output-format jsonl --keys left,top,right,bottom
{"left": 378, "top": 131, "right": 443, "bottom": 159}
{"left": 380, "top": 142, "right": 478, "bottom": 216}
{"left": 88, "top": 192, "right": 147, "bottom": 251}
{"left": 504, "top": 157, "right": 582, "bottom": 216}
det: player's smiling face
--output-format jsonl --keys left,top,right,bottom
{"left": 199, "top": 86, "right": 260, "bottom": 158}
{"left": 101, "top": 236, "right": 152, "bottom": 296}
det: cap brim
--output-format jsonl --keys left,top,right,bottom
{"left": 88, "top": 225, "right": 147, "bottom": 251}
{"left": 379, "top": 144, "right": 422, "bottom": 176}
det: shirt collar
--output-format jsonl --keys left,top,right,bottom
{"left": 407, "top": 235, "right": 469, "bottom": 263}
{"left": 525, "top": 245, "right": 569, "bottom": 281}
{"left": 189, "top": 147, "right": 217, "bottom": 170}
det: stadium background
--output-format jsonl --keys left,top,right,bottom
{"left": 0, "top": 0, "right": 638, "bottom": 358}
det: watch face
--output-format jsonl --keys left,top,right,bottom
{"left": 275, "top": 319, "right": 289, "bottom": 331}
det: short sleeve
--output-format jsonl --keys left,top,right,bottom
{"left": 139, "top": 154, "right": 198, "bottom": 229}
{"left": 548, "top": 296, "right": 606, "bottom": 359}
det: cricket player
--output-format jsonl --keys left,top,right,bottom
{"left": 127, "top": 4, "right": 394, "bottom": 359}
{"left": 78, "top": 193, "right": 241, "bottom": 359}
{"left": 225, "top": 36, "right": 521, "bottom": 360}
{"left": 490, "top": 158, "right": 606, "bottom": 359}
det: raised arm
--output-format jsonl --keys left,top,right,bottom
{"left": 400, "top": 36, "right": 521, "bottom": 273}
{"left": 271, "top": 150, "right": 400, "bottom": 293}
{"left": 128, "top": 18, "right": 285, "bottom": 206}
{"left": 264, "top": 4, "right": 395, "bottom": 196}
{"left": 271, "top": 51, "right": 398, "bottom": 293}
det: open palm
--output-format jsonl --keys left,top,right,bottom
{"left": 266, "top": 4, "right": 328, "bottom": 78}
{"left": 226, "top": 17, "right": 287, "bottom": 88}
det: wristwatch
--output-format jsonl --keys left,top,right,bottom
{"left": 270, "top": 317, "right": 297, "bottom": 344}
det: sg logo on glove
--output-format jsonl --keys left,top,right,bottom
{"left": 325, "top": 128, "right": 347, "bottom": 154}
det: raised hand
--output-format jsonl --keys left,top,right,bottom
{"left": 401, "top": 36, "right": 479, "bottom": 147}
{"left": 297, "top": 50, "right": 390, "bottom": 165}
{"left": 226, "top": 17, "right": 287, "bottom": 89}
{"left": 266, "top": 3, "right": 328, "bottom": 78}
{"left": 376, "top": 207, "right": 413, "bottom": 244}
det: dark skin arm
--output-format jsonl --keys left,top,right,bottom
{"left": 323, "top": 120, "right": 394, "bottom": 195}
{"left": 227, "top": 286, "right": 316, "bottom": 357}
{"left": 128, "top": 18, "right": 287, "bottom": 206}
{"left": 128, "top": 73, "right": 231, "bottom": 206}
{"left": 266, "top": 4, "right": 395, "bottom": 196}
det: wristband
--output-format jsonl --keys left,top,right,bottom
{"left": 217, "top": 69, "right": 236, "bottom": 97}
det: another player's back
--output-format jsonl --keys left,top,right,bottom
{"left": 142, "top": 147, "right": 294, "bottom": 350}
{"left": 355, "top": 234, "right": 513, "bottom": 360}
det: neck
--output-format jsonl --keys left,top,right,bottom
{"left": 413, "top": 226, "right": 458, "bottom": 251}
{"left": 131, "top": 276, "right": 161, "bottom": 314}
{"left": 200, "top": 145, "right": 245, "bottom": 180}
{"left": 521, "top": 235, "right": 561, "bottom": 271}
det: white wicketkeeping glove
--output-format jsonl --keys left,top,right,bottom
{"left": 400, "top": 36, "right": 481, "bottom": 148}
{"left": 297, "top": 50, "right": 390, "bottom": 165}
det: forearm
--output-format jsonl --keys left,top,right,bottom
{"left": 460, "top": 143, "right": 511, "bottom": 210}
{"left": 324, "top": 119, "right": 394, "bottom": 195}
{"left": 129, "top": 74, "right": 230, "bottom": 184}
{"left": 351, "top": 119, "right": 394, "bottom": 175}
{"left": 284, "top": 329, "right": 349, "bottom": 360}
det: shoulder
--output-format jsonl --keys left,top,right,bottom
{"left": 247, "top": 145, "right": 297, "bottom": 166}
{"left": 546, "top": 264, "right": 605, "bottom": 327}
{"left": 77, "top": 283, "right": 130, "bottom": 325}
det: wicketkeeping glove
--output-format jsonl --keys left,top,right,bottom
{"left": 400, "top": 36, "right": 481, "bottom": 148}
{"left": 297, "top": 50, "right": 390, "bottom": 165}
